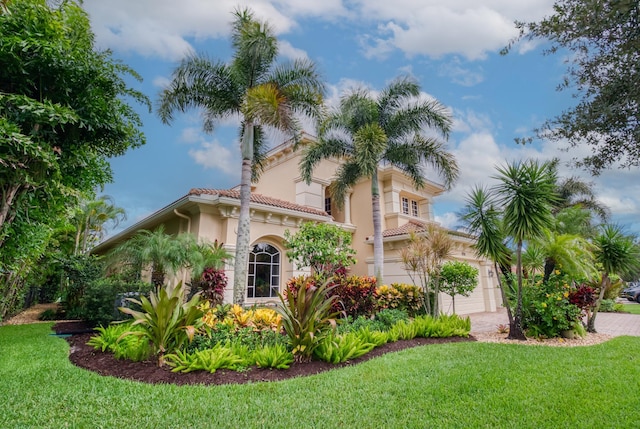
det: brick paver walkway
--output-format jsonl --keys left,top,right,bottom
{"left": 467, "top": 305, "right": 640, "bottom": 336}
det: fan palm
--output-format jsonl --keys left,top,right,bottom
{"left": 301, "top": 76, "right": 458, "bottom": 283}
{"left": 158, "top": 8, "right": 325, "bottom": 305}
{"left": 73, "top": 195, "right": 126, "bottom": 255}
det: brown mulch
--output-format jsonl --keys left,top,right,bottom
{"left": 53, "top": 321, "right": 475, "bottom": 386}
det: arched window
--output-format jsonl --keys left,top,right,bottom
{"left": 247, "top": 243, "right": 280, "bottom": 298}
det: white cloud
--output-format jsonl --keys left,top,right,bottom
{"left": 152, "top": 76, "right": 171, "bottom": 89}
{"left": 278, "top": 40, "right": 309, "bottom": 61}
{"left": 434, "top": 211, "right": 459, "bottom": 230}
{"left": 439, "top": 59, "right": 484, "bottom": 87}
{"left": 188, "top": 139, "right": 239, "bottom": 176}
{"left": 357, "top": 1, "right": 555, "bottom": 61}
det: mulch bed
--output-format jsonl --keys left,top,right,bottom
{"left": 53, "top": 321, "right": 476, "bottom": 386}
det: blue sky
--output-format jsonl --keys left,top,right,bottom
{"left": 81, "top": 0, "right": 640, "bottom": 237}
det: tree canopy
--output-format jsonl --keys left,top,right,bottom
{"left": 0, "top": 0, "right": 148, "bottom": 320}
{"left": 507, "top": 0, "right": 640, "bottom": 174}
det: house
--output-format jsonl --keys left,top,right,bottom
{"left": 92, "top": 133, "right": 501, "bottom": 314}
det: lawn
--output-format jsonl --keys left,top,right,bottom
{"left": 621, "top": 303, "right": 640, "bottom": 315}
{"left": 1, "top": 323, "right": 639, "bottom": 429}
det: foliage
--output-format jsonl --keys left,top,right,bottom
{"left": 196, "top": 268, "right": 227, "bottom": 305}
{"left": 521, "top": 275, "right": 582, "bottom": 338}
{"left": 567, "top": 284, "right": 597, "bottom": 313}
{"left": 598, "top": 299, "right": 624, "bottom": 313}
{"left": 4, "top": 323, "right": 640, "bottom": 428}
{"left": 59, "top": 255, "right": 104, "bottom": 318}
{"left": 411, "top": 314, "right": 471, "bottom": 338}
{"left": 301, "top": 75, "right": 458, "bottom": 283}
{"left": 508, "top": 0, "right": 640, "bottom": 173}
{"left": 284, "top": 222, "right": 356, "bottom": 280}
{"left": 389, "top": 320, "right": 419, "bottom": 340}
{"left": 588, "top": 224, "right": 640, "bottom": 331}
{"left": 0, "top": 0, "right": 147, "bottom": 319}
{"left": 118, "top": 282, "right": 203, "bottom": 366}
{"left": 164, "top": 345, "right": 247, "bottom": 373}
{"left": 188, "top": 324, "right": 286, "bottom": 353}
{"left": 314, "top": 331, "right": 376, "bottom": 364}
{"left": 71, "top": 196, "right": 126, "bottom": 256}
{"left": 189, "top": 240, "right": 232, "bottom": 279}
{"left": 87, "top": 323, "right": 151, "bottom": 362}
{"left": 74, "top": 278, "right": 152, "bottom": 327}
{"left": 375, "top": 283, "right": 425, "bottom": 316}
{"left": 336, "top": 315, "right": 387, "bottom": 335}
{"left": 330, "top": 275, "right": 377, "bottom": 318}
{"left": 158, "top": 8, "right": 325, "bottom": 306}
{"left": 276, "top": 279, "right": 339, "bottom": 362}
{"left": 374, "top": 308, "right": 410, "bottom": 329}
{"left": 439, "top": 261, "right": 478, "bottom": 314}
{"left": 199, "top": 302, "right": 282, "bottom": 333}
{"left": 400, "top": 225, "right": 453, "bottom": 316}
{"left": 107, "top": 226, "right": 197, "bottom": 288}
{"left": 252, "top": 344, "right": 294, "bottom": 369}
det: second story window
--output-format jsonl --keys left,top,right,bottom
{"left": 324, "top": 197, "right": 332, "bottom": 215}
{"left": 402, "top": 197, "right": 409, "bottom": 215}
{"left": 411, "top": 200, "right": 419, "bottom": 217}
{"left": 402, "top": 196, "right": 419, "bottom": 217}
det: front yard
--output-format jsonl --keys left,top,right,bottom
{"left": 1, "top": 322, "right": 638, "bottom": 428}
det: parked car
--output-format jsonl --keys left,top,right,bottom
{"left": 621, "top": 283, "right": 640, "bottom": 303}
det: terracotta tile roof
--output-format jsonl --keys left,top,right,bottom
{"left": 188, "top": 188, "right": 330, "bottom": 217}
{"left": 382, "top": 220, "right": 427, "bottom": 237}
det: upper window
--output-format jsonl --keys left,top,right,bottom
{"left": 324, "top": 197, "right": 332, "bottom": 216}
{"left": 402, "top": 196, "right": 419, "bottom": 217}
{"left": 247, "top": 243, "right": 280, "bottom": 299}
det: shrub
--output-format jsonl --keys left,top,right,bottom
{"left": 87, "top": 323, "right": 151, "bottom": 362}
{"left": 375, "top": 283, "right": 424, "bottom": 316}
{"left": 375, "top": 308, "right": 410, "bottom": 329}
{"left": 412, "top": 314, "right": 471, "bottom": 338}
{"left": 164, "top": 345, "right": 248, "bottom": 373}
{"left": 78, "top": 279, "right": 152, "bottom": 327}
{"left": 314, "top": 331, "right": 376, "bottom": 364}
{"left": 196, "top": 267, "right": 227, "bottom": 305}
{"left": 522, "top": 280, "right": 582, "bottom": 338}
{"left": 118, "top": 282, "right": 203, "bottom": 366}
{"left": 336, "top": 315, "right": 387, "bottom": 334}
{"left": 252, "top": 344, "right": 294, "bottom": 369}
{"left": 277, "top": 279, "right": 339, "bottom": 363}
{"left": 188, "top": 325, "right": 287, "bottom": 353}
{"left": 330, "top": 275, "right": 378, "bottom": 318}
{"left": 598, "top": 299, "right": 624, "bottom": 313}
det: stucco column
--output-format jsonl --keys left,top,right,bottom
{"left": 344, "top": 192, "right": 352, "bottom": 224}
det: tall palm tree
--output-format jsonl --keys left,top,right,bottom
{"left": 301, "top": 76, "right": 458, "bottom": 283}
{"left": 588, "top": 224, "right": 640, "bottom": 332}
{"left": 459, "top": 185, "right": 515, "bottom": 328}
{"left": 494, "top": 160, "right": 558, "bottom": 340}
{"left": 73, "top": 195, "right": 126, "bottom": 255}
{"left": 158, "top": 9, "right": 325, "bottom": 305}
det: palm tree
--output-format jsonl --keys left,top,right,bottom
{"left": 158, "top": 9, "right": 325, "bottom": 305}
{"left": 109, "top": 226, "right": 195, "bottom": 288}
{"left": 459, "top": 185, "right": 515, "bottom": 328}
{"left": 493, "top": 160, "right": 558, "bottom": 340}
{"left": 301, "top": 76, "right": 458, "bottom": 283}
{"left": 588, "top": 224, "right": 640, "bottom": 332}
{"left": 73, "top": 195, "right": 126, "bottom": 255}
{"left": 534, "top": 229, "right": 594, "bottom": 283}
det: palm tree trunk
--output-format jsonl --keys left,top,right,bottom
{"left": 587, "top": 273, "right": 608, "bottom": 333}
{"left": 508, "top": 240, "right": 527, "bottom": 340}
{"left": 233, "top": 123, "right": 254, "bottom": 306}
{"left": 542, "top": 257, "right": 555, "bottom": 283}
{"left": 495, "top": 262, "right": 514, "bottom": 327}
{"left": 371, "top": 170, "right": 384, "bottom": 285}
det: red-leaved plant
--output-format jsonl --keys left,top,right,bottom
{"left": 198, "top": 268, "right": 227, "bottom": 305}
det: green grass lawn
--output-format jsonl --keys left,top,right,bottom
{"left": 621, "top": 303, "right": 640, "bottom": 314}
{"left": 1, "top": 323, "right": 639, "bottom": 429}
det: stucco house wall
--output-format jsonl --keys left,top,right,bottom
{"left": 93, "top": 133, "right": 501, "bottom": 314}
